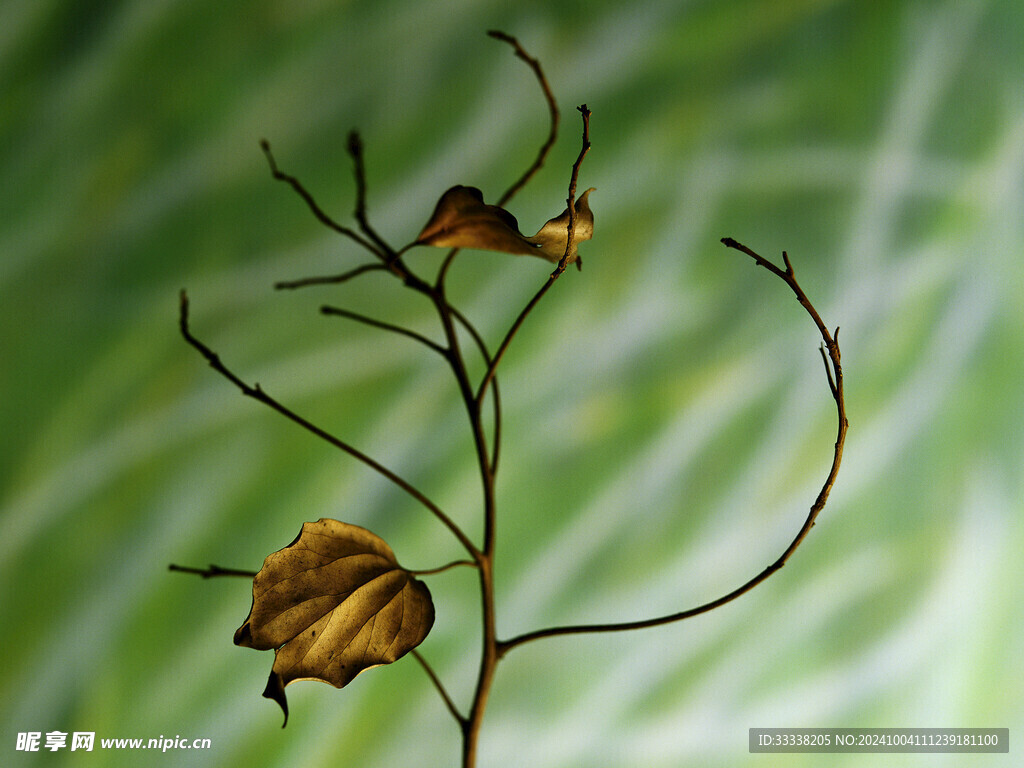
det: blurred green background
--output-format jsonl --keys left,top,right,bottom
{"left": 2, "top": 0, "right": 1021, "bottom": 765}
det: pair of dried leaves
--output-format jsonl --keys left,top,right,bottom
{"left": 235, "top": 519, "right": 434, "bottom": 725}
{"left": 416, "top": 185, "right": 595, "bottom": 264}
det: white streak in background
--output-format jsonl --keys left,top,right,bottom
{"left": 0, "top": 296, "right": 438, "bottom": 567}
{"left": 836, "top": 107, "right": 1022, "bottom": 499}
{"left": 500, "top": 350, "right": 776, "bottom": 629}
{"left": 841, "top": 0, "right": 986, "bottom": 274}
{"left": 8, "top": 455, "right": 256, "bottom": 727}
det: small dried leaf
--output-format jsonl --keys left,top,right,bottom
{"left": 525, "top": 187, "right": 595, "bottom": 263}
{"left": 234, "top": 519, "right": 434, "bottom": 725}
{"left": 416, "top": 185, "right": 595, "bottom": 263}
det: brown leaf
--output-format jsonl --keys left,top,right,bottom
{"left": 415, "top": 185, "right": 595, "bottom": 263}
{"left": 234, "top": 519, "right": 434, "bottom": 725}
{"left": 525, "top": 187, "right": 595, "bottom": 263}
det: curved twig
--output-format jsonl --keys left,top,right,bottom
{"left": 498, "top": 240, "right": 847, "bottom": 657}
{"left": 275, "top": 263, "right": 387, "bottom": 290}
{"left": 179, "top": 290, "right": 479, "bottom": 560}
{"left": 320, "top": 304, "right": 447, "bottom": 356}
{"left": 487, "top": 30, "right": 560, "bottom": 208}
{"left": 412, "top": 650, "right": 465, "bottom": 724}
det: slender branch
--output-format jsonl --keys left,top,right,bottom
{"left": 486, "top": 30, "right": 560, "bottom": 208}
{"left": 475, "top": 105, "right": 592, "bottom": 407}
{"left": 412, "top": 650, "right": 465, "bottom": 724}
{"left": 498, "top": 241, "right": 847, "bottom": 656}
{"left": 275, "top": 263, "right": 387, "bottom": 290}
{"left": 320, "top": 304, "right": 447, "bottom": 356}
{"left": 347, "top": 131, "right": 397, "bottom": 258}
{"left": 168, "top": 564, "right": 257, "bottom": 578}
{"left": 179, "top": 289, "right": 479, "bottom": 560}
{"left": 259, "top": 140, "right": 383, "bottom": 258}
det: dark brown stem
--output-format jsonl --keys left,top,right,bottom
{"left": 487, "top": 30, "right": 560, "bottom": 208}
{"left": 498, "top": 240, "right": 847, "bottom": 657}
{"left": 407, "top": 560, "right": 477, "bottom": 576}
{"left": 275, "top": 263, "right": 386, "bottom": 290}
{"left": 347, "top": 131, "right": 396, "bottom": 258}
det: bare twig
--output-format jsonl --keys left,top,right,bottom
{"left": 347, "top": 131, "right": 397, "bottom": 259}
{"left": 487, "top": 31, "right": 560, "bottom": 208}
{"left": 412, "top": 650, "right": 465, "bottom": 724}
{"left": 179, "top": 289, "right": 479, "bottom": 560}
{"left": 408, "top": 560, "right": 478, "bottom": 576}
{"left": 275, "top": 263, "right": 387, "bottom": 290}
{"left": 435, "top": 31, "right": 561, "bottom": 289}
{"left": 498, "top": 240, "right": 847, "bottom": 656}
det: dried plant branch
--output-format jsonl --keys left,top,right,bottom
{"left": 498, "top": 240, "right": 847, "bottom": 656}
{"left": 407, "top": 560, "right": 478, "bottom": 576}
{"left": 179, "top": 289, "right": 479, "bottom": 560}
{"left": 435, "top": 31, "right": 561, "bottom": 289}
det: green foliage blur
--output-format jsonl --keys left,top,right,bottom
{"left": 2, "top": 1, "right": 1021, "bottom": 766}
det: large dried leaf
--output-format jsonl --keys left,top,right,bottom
{"left": 234, "top": 518, "right": 434, "bottom": 725}
{"left": 416, "top": 185, "right": 595, "bottom": 263}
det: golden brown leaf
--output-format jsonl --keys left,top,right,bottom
{"left": 234, "top": 519, "right": 434, "bottom": 725}
{"left": 415, "top": 185, "right": 595, "bottom": 263}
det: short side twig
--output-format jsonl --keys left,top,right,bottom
{"left": 498, "top": 240, "right": 847, "bottom": 656}
{"left": 320, "top": 304, "right": 447, "bottom": 356}
{"left": 412, "top": 650, "right": 465, "bottom": 725}
{"left": 486, "top": 31, "right": 560, "bottom": 207}
{"left": 275, "top": 263, "right": 387, "bottom": 290}
{"left": 347, "top": 131, "right": 396, "bottom": 259}
{"left": 260, "top": 140, "right": 383, "bottom": 258}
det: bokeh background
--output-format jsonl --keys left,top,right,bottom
{"left": 2, "top": 0, "right": 1021, "bottom": 766}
